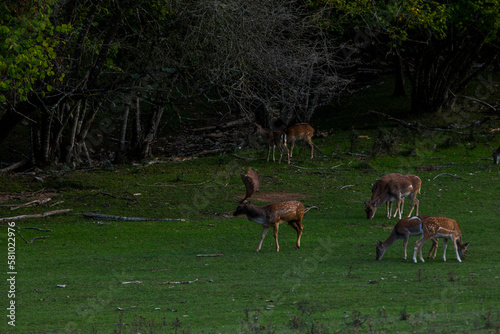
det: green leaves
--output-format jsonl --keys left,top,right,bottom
{"left": 0, "top": 1, "right": 72, "bottom": 102}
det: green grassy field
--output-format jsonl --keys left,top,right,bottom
{"left": 1, "top": 138, "right": 499, "bottom": 333}
{"left": 1, "top": 74, "right": 500, "bottom": 333}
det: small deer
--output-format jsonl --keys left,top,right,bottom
{"left": 233, "top": 200, "right": 305, "bottom": 252}
{"left": 254, "top": 124, "right": 288, "bottom": 163}
{"left": 364, "top": 173, "right": 420, "bottom": 220}
{"left": 493, "top": 146, "right": 500, "bottom": 164}
{"left": 286, "top": 123, "right": 315, "bottom": 164}
{"left": 376, "top": 216, "right": 438, "bottom": 261}
{"left": 413, "top": 216, "right": 469, "bottom": 263}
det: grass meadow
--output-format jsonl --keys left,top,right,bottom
{"left": 1, "top": 137, "right": 499, "bottom": 333}
{"left": 1, "top": 76, "right": 500, "bottom": 333}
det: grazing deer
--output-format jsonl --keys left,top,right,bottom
{"left": 364, "top": 173, "right": 405, "bottom": 219}
{"left": 401, "top": 174, "right": 421, "bottom": 217}
{"left": 376, "top": 216, "right": 438, "bottom": 261}
{"left": 413, "top": 216, "right": 469, "bottom": 263}
{"left": 233, "top": 200, "right": 305, "bottom": 252}
{"left": 254, "top": 124, "right": 288, "bottom": 163}
{"left": 493, "top": 146, "right": 500, "bottom": 164}
{"left": 286, "top": 123, "right": 315, "bottom": 164}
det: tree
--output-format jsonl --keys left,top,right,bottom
{"left": 316, "top": 0, "right": 500, "bottom": 114}
{"left": 170, "top": 0, "right": 353, "bottom": 127}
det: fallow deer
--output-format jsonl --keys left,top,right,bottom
{"left": 493, "top": 146, "right": 500, "bottom": 164}
{"left": 233, "top": 200, "right": 305, "bottom": 252}
{"left": 364, "top": 173, "right": 421, "bottom": 220}
{"left": 401, "top": 174, "right": 421, "bottom": 217}
{"left": 413, "top": 216, "right": 469, "bottom": 263}
{"left": 286, "top": 123, "right": 314, "bottom": 164}
{"left": 254, "top": 124, "right": 288, "bottom": 163}
{"left": 376, "top": 216, "right": 438, "bottom": 261}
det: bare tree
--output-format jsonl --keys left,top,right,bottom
{"left": 172, "top": 0, "right": 352, "bottom": 127}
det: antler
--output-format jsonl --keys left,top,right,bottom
{"left": 239, "top": 168, "right": 260, "bottom": 203}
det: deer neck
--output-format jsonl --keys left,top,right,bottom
{"left": 380, "top": 228, "right": 400, "bottom": 248}
{"left": 243, "top": 205, "right": 269, "bottom": 225}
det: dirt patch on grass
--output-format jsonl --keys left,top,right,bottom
{"left": 239, "top": 192, "right": 308, "bottom": 203}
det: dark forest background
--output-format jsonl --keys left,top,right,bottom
{"left": 1, "top": 0, "right": 499, "bottom": 168}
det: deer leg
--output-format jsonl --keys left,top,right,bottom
{"left": 286, "top": 140, "right": 292, "bottom": 164}
{"left": 407, "top": 195, "right": 417, "bottom": 217}
{"left": 442, "top": 238, "right": 448, "bottom": 262}
{"left": 277, "top": 144, "right": 283, "bottom": 164}
{"left": 273, "top": 223, "right": 280, "bottom": 252}
{"left": 267, "top": 146, "right": 271, "bottom": 162}
{"left": 257, "top": 226, "right": 270, "bottom": 252}
{"left": 308, "top": 139, "right": 314, "bottom": 159}
{"left": 272, "top": 145, "right": 276, "bottom": 162}
{"left": 414, "top": 237, "right": 429, "bottom": 263}
{"left": 427, "top": 238, "right": 438, "bottom": 259}
{"left": 403, "top": 235, "right": 409, "bottom": 260}
{"left": 452, "top": 238, "right": 462, "bottom": 263}
{"left": 386, "top": 201, "right": 391, "bottom": 219}
{"left": 289, "top": 141, "right": 295, "bottom": 158}
{"left": 290, "top": 220, "right": 304, "bottom": 250}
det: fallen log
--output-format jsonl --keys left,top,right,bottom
{"left": 196, "top": 254, "right": 224, "bottom": 257}
{"left": 82, "top": 212, "right": 185, "bottom": 222}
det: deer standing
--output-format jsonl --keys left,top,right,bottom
{"left": 364, "top": 173, "right": 421, "bottom": 220}
{"left": 376, "top": 216, "right": 438, "bottom": 261}
{"left": 493, "top": 146, "right": 500, "bottom": 164}
{"left": 254, "top": 124, "right": 288, "bottom": 163}
{"left": 401, "top": 174, "right": 421, "bottom": 217}
{"left": 413, "top": 216, "right": 469, "bottom": 263}
{"left": 233, "top": 201, "right": 304, "bottom": 252}
{"left": 286, "top": 123, "right": 314, "bottom": 164}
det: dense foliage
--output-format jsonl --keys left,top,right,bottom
{"left": 0, "top": 0, "right": 499, "bottom": 167}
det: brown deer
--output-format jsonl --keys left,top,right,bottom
{"left": 254, "top": 124, "right": 288, "bottom": 163}
{"left": 286, "top": 123, "right": 314, "bottom": 164}
{"left": 493, "top": 146, "right": 500, "bottom": 164}
{"left": 413, "top": 216, "right": 469, "bottom": 263}
{"left": 401, "top": 174, "right": 421, "bottom": 217}
{"left": 376, "top": 216, "right": 438, "bottom": 261}
{"left": 233, "top": 201, "right": 305, "bottom": 252}
{"left": 364, "top": 173, "right": 421, "bottom": 220}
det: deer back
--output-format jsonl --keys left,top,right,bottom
{"left": 422, "top": 216, "right": 461, "bottom": 238}
{"left": 403, "top": 174, "right": 422, "bottom": 193}
{"left": 286, "top": 123, "right": 314, "bottom": 141}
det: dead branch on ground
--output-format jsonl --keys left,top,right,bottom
{"left": 433, "top": 173, "right": 464, "bottom": 180}
{"left": 196, "top": 254, "right": 224, "bottom": 257}
{"left": 82, "top": 212, "right": 185, "bottom": 221}
{"left": 159, "top": 278, "right": 199, "bottom": 285}
{"left": 0, "top": 209, "right": 72, "bottom": 223}
{"left": 10, "top": 198, "right": 52, "bottom": 210}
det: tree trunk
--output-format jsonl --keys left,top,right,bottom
{"left": 393, "top": 54, "right": 406, "bottom": 97}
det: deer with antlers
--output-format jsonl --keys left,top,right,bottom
{"left": 413, "top": 216, "right": 469, "bottom": 263}
{"left": 376, "top": 216, "right": 438, "bottom": 261}
{"left": 254, "top": 124, "right": 288, "bottom": 164}
{"left": 363, "top": 173, "right": 421, "bottom": 220}
{"left": 233, "top": 200, "right": 305, "bottom": 252}
{"left": 286, "top": 123, "right": 315, "bottom": 164}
